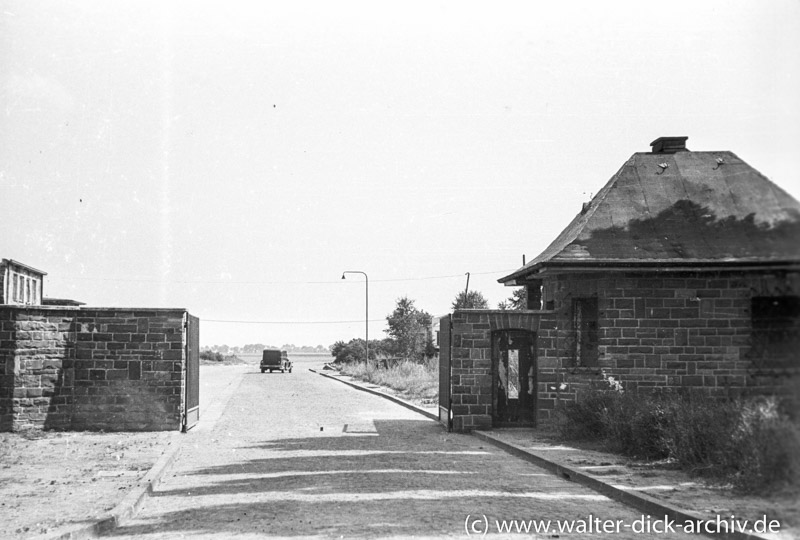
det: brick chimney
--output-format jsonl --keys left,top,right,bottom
{"left": 650, "top": 136, "right": 688, "bottom": 154}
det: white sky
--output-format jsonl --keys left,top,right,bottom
{"left": 2, "top": 0, "right": 799, "bottom": 348}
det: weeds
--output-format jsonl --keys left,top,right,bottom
{"left": 338, "top": 357, "right": 438, "bottom": 403}
{"left": 553, "top": 379, "right": 800, "bottom": 493}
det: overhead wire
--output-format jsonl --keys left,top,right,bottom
{"left": 55, "top": 268, "right": 519, "bottom": 325}
{"left": 57, "top": 269, "right": 516, "bottom": 285}
{"left": 202, "top": 318, "right": 388, "bottom": 325}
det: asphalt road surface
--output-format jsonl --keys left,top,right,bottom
{"left": 106, "top": 356, "right": 687, "bottom": 539}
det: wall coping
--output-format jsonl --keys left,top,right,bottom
{"left": 451, "top": 309, "right": 556, "bottom": 315}
{"left": 0, "top": 305, "right": 187, "bottom": 312}
{"left": 0, "top": 304, "right": 81, "bottom": 311}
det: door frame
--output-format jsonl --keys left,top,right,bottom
{"left": 491, "top": 329, "right": 537, "bottom": 427}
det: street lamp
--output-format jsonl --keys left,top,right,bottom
{"left": 341, "top": 271, "right": 368, "bottom": 363}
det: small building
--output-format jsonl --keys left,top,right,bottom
{"left": 439, "top": 137, "right": 800, "bottom": 432}
{"left": 1, "top": 259, "right": 46, "bottom": 306}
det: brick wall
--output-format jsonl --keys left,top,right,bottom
{"left": 448, "top": 310, "right": 550, "bottom": 431}
{"left": 541, "top": 270, "right": 800, "bottom": 403}
{"left": 0, "top": 306, "right": 187, "bottom": 432}
{"left": 443, "top": 270, "right": 799, "bottom": 431}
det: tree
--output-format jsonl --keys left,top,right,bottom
{"left": 330, "top": 338, "right": 383, "bottom": 363}
{"left": 498, "top": 287, "right": 526, "bottom": 310}
{"left": 242, "top": 343, "right": 265, "bottom": 353}
{"left": 331, "top": 339, "right": 365, "bottom": 363}
{"left": 452, "top": 290, "right": 490, "bottom": 310}
{"left": 385, "top": 296, "right": 433, "bottom": 362}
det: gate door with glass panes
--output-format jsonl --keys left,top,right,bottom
{"left": 492, "top": 329, "right": 536, "bottom": 426}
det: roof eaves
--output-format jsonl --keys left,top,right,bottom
{"left": 2, "top": 258, "right": 48, "bottom": 276}
{"left": 530, "top": 258, "right": 800, "bottom": 273}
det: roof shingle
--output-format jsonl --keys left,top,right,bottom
{"left": 500, "top": 150, "right": 800, "bottom": 284}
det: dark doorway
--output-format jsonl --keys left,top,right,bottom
{"left": 492, "top": 330, "right": 536, "bottom": 426}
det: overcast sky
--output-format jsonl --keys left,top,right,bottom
{"left": 2, "top": 0, "right": 799, "bottom": 348}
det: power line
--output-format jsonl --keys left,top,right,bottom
{"left": 56, "top": 269, "right": 516, "bottom": 285}
{"left": 202, "top": 318, "right": 387, "bottom": 325}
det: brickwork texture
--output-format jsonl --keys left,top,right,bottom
{"left": 0, "top": 306, "right": 187, "bottom": 431}
{"left": 444, "top": 270, "right": 799, "bottom": 431}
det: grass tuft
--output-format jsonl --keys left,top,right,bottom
{"left": 338, "top": 357, "right": 438, "bottom": 403}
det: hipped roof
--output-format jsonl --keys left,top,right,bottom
{"left": 500, "top": 150, "right": 800, "bottom": 284}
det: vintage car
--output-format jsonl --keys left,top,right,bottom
{"left": 260, "top": 349, "right": 292, "bottom": 373}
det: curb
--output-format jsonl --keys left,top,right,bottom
{"left": 309, "top": 368, "right": 438, "bottom": 421}
{"left": 472, "top": 431, "right": 772, "bottom": 540}
{"left": 47, "top": 366, "right": 247, "bottom": 539}
{"left": 48, "top": 432, "right": 182, "bottom": 540}
{"left": 311, "top": 367, "right": 771, "bottom": 540}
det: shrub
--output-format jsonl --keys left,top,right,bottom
{"left": 555, "top": 370, "right": 624, "bottom": 441}
{"left": 660, "top": 393, "right": 741, "bottom": 474}
{"left": 728, "top": 398, "right": 800, "bottom": 492}
{"left": 331, "top": 339, "right": 366, "bottom": 363}
{"left": 200, "top": 350, "right": 225, "bottom": 362}
{"left": 602, "top": 392, "right": 672, "bottom": 460}
{"left": 555, "top": 388, "right": 617, "bottom": 440}
{"left": 554, "top": 382, "right": 800, "bottom": 493}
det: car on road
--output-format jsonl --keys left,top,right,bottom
{"left": 261, "top": 349, "right": 292, "bottom": 373}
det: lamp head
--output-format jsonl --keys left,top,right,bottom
{"left": 341, "top": 273, "right": 346, "bottom": 280}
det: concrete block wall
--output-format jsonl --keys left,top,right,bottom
{"left": 0, "top": 306, "right": 187, "bottom": 432}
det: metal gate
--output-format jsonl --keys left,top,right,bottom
{"left": 438, "top": 314, "right": 452, "bottom": 430}
{"left": 183, "top": 314, "right": 200, "bottom": 432}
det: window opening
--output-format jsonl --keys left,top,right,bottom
{"left": 573, "top": 297, "right": 599, "bottom": 367}
{"left": 751, "top": 296, "right": 800, "bottom": 370}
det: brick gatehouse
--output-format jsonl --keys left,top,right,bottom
{"left": 439, "top": 137, "right": 800, "bottom": 431}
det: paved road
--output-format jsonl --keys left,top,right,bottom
{"left": 107, "top": 357, "right": 687, "bottom": 539}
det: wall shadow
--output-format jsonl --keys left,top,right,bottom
{"left": 106, "top": 419, "right": 602, "bottom": 538}
{"left": 0, "top": 354, "right": 13, "bottom": 431}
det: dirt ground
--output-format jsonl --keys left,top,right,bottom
{"left": 0, "top": 363, "right": 244, "bottom": 539}
{"left": 0, "top": 429, "right": 174, "bottom": 538}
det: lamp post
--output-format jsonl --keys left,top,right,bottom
{"left": 341, "top": 271, "right": 368, "bottom": 363}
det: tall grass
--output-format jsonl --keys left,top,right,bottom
{"left": 553, "top": 383, "right": 800, "bottom": 493}
{"left": 338, "top": 357, "right": 438, "bottom": 403}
